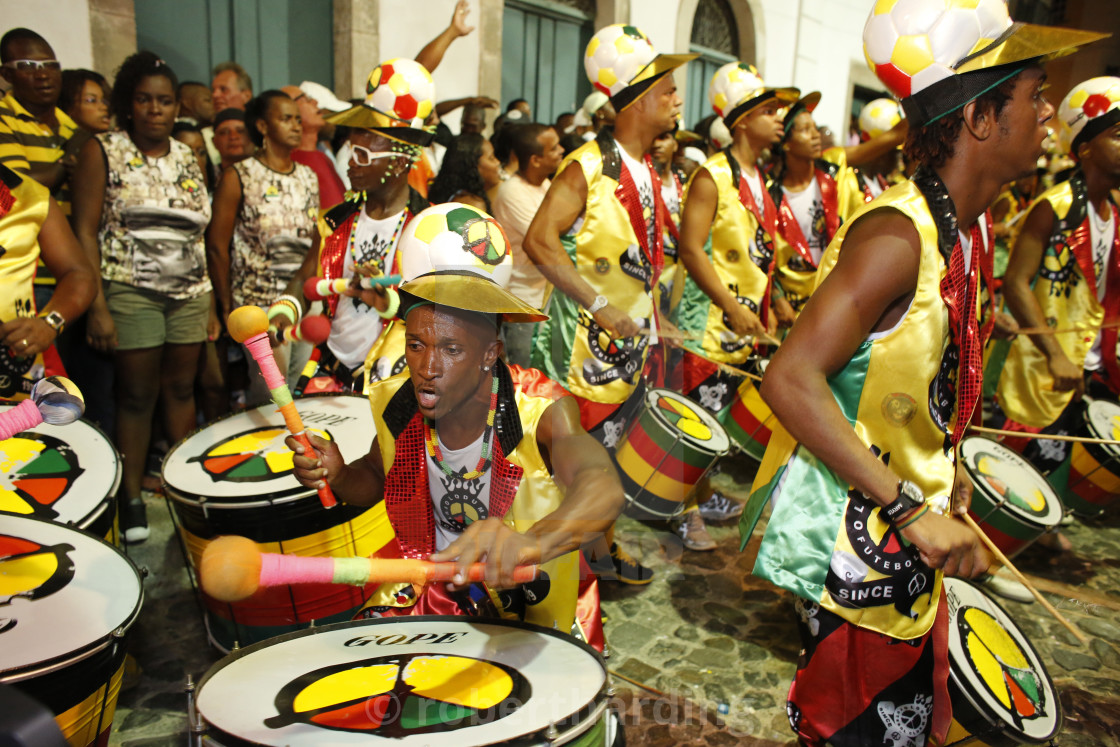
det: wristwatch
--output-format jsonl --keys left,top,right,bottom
{"left": 38, "top": 310, "right": 66, "bottom": 335}
{"left": 586, "top": 294, "right": 609, "bottom": 314}
{"left": 882, "top": 480, "right": 924, "bottom": 524}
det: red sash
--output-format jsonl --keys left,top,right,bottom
{"left": 736, "top": 165, "right": 778, "bottom": 324}
{"left": 1070, "top": 208, "right": 1120, "bottom": 390}
{"left": 775, "top": 169, "right": 841, "bottom": 268}
{"left": 614, "top": 151, "right": 665, "bottom": 288}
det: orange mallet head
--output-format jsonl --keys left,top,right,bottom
{"left": 227, "top": 306, "right": 270, "bottom": 343}
{"left": 200, "top": 535, "right": 263, "bottom": 602}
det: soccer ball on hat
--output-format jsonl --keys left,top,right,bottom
{"left": 399, "top": 203, "right": 513, "bottom": 286}
{"left": 584, "top": 24, "right": 656, "bottom": 98}
{"left": 364, "top": 58, "right": 435, "bottom": 124}
{"left": 1058, "top": 76, "right": 1120, "bottom": 155}
{"left": 709, "top": 62, "right": 765, "bottom": 119}
{"left": 863, "top": 0, "right": 1013, "bottom": 100}
{"left": 859, "top": 97, "right": 903, "bottom": 139}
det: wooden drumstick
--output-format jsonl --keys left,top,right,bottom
{"left": 968, "top": 424, "right": 1120, "bottom": 447}
{"left": 0, "top": 376, "right": 85, "bottom": 440}
{"left": 200, "top": 535, "right": 539, "bottom": 602}
{"left": 961, "top": 513, "right": 1090, "bottom": 646}
{"left": 227, "top": 306, "right": 337, "bottom": 509}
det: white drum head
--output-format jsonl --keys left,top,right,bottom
{"left": 1085, "top": 399, "right": 1120, "bottom": 457}
{"left": 643, "top": 388, "right": 730, "bottom": 455}
{"left": 944, "top": 578, "right": 1060, "bottom": 743}
{"left": 162, "top": 395, "right": 373, "bottom": 503}
{"left": 197, "top": 617, "right": 607, "bottom": 746}
{"left": 0, "top": 515, "right": 142, "bottom": 678}
{"left": 959, "top": 437, "right": 1063, "bottom": 528}
{"left": 0, "top": 410, "right": 120, "bottom": 528}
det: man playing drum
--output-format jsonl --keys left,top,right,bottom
{"left": 288, "top": 202, "right": 624, "bottom": 638}
{"left": 996, "top": 77, "right": 1120, "bottom": 521}
{"left": 523, "top": 25, "right": 695, "bottom": 582}
{"left": 744, "top": 1, "right": 1101, "bottom": 744}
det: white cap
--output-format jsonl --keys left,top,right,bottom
{"left": 682, "top": 146, "right": 707, "bottom": 165}
{"left": 299, "top": 81, "right": 350, "bottom": 113}
{"left": 582, "top": 91, "right": 610, "bottom": 116}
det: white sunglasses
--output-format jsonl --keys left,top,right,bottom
{"left": 349, "top": 143, "right": 410, "bottom": 166}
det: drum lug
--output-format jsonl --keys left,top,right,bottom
{"left": 112, "top": 625, "right": 126, "bottom": 639}
{"left": 309, "top": 619, "right": 317, "bottom": 628}
{"left": 185, "top": 674, "right": 204, "bottom": 747}
{"left": 602, "top": 645, "right": 611, "bottom": 659}
{"left": 545, "top": 722, "right": 560, "bottom": 741}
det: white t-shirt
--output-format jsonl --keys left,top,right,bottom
{"left": 783, "top": 177, "right": 827, "bottom": 264}
{"left": 1084, "top": 202, "right": 1116, "bottom": 371}
{"left": 426, "top": 429, "right": 493, "bottom": 551}
{"left": 492, "top": 174, "right": 551, "bottom": 308}
{"left": 616, "top": 141, "right": 656, "bottom": 251}
{"left": 326, "top": 209, "right": 403, "bottom": 369}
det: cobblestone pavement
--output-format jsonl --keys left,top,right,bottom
{"left": 105, "top": 453, "right": 1120, "bottom": 746}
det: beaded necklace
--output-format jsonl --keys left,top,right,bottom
{"left": 424, "top": 373, "right": 499, "bottom": 480}
{"left": 349, "top": 206, "right": 408, "bottom": 270}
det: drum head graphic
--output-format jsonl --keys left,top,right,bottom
{"left": 959, "top": 437, "right": 1062, "bottom": 527}
{"left": 162, "top": 395, "right": 373, "bottom": 502}
{"left": 644, "top": 388, "right": 730, "bottom": 454}
{"left": 0, "top": 515, "right": 142, "bottom": 677}
{"left": 0, "top": 409, "right": 120, "bottom": 526}
{"left": 1086, "top": 399, "right": 1120, "bottom": 457}
{"left": 197, "top": 618, "right": 607, "bottom": 746}
{"left": 944, "top": 579, "right": 1059, "bottom": 742}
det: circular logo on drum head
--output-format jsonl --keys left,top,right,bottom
{"left": 881, "top": 393, "right": 916, "bottom": 427}
{"left": 188, "top": 426, "right": 333, "bottom": 483}
{"left": 958, "top": 605, "right": 1049, "bottom": 730}
{"left": 264, "top": 653, "right": 530, "bottom": 737}
{"left": 0, "top": 434, "right": 85, "bottom": 522}
{"left": 0, "top": 534, "right": 76, "bottom": 629}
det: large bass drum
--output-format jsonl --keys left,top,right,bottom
{"left": 0, "top": 514, "right": 143, "bottom": 746}
{"left": 162, "top": 394, "right": 394, "bottom": 652}
{"left": 194, "top": 616, "right": 610, "bottom": 746}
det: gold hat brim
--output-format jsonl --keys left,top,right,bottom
{"left": 725, "top": 87, "right": 800, "bottom": 129}
{"left": 399, "top": 274, "right": 549, "bottom": 324}
{"left": 326, "top": 105, "right": 435, "bottom": 146}
{"left": 956, "top": 22, "right": 1108, "bottom": 75}
{"left": 614, "top": 53, "right": 700, "bottom": 112}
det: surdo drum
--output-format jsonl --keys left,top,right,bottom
{"left": 0, "top": 404, "right": 122, "bottom": 542}
{"left": 1063, "top": 398, "right": 1120, "bottom": 517}
{"left": 162, "top": 394, "right": 393, "bottom": 652}
{"left": 942, "top": 578, "right": 1061, "bottom": 746}
{"left": 723, "top": 375, "right": 775, "bottom": 462}
{"left": 193, "top": 617, "right": 611, "bottom": 746}
{"left": 614, "top": 388, "right": 730, "bottom": 519}
{"left": 0, "top": 514, "right": 143, "bottom": 746}
{"left": 959, "top": 437, "right": 1064, "bottom": 558}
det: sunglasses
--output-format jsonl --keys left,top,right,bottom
{"left": 349, "top": 143, "right": 409, "bottom": 166}
{"left": 3, "top": 59, "right": 61, "bottom": 73}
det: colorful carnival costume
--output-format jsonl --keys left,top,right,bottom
{"left": 744, "top": 2, "right": 1100, "bottom": 743}
{"left": 997, "top": 78, "right": 1120, "bottom": 471}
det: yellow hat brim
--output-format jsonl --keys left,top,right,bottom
{"left": 399, "top": 274, "right": 549, "bottom": 324}
{"left": 956, "top": 23, "right": 1108, "bottom": 75}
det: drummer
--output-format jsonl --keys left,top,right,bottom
{"left": 995, "top": 77, "right": 1120, "bottom": 521}
{"left": 744, "top": 1, "right": 1098, "bottom": 743}
{"left": 275, "top": 59, "right": 432, "bottom": 393}
{"left": 287, "top": 203, "right": 624, "bottom": 634}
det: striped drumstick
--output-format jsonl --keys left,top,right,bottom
{"left": 303, "top": 275, "right": 401, "bottom": 301}
{"left": 200, "top": 535, "right": 539, "bottom": 602}
{"left": 227, "top": 306, "right": 337, "bottom": 509}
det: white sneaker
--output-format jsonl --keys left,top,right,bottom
{"left": 697, "top": 491, "right": 744, "bottom": 522}
{"left": 672, "top": 511, "right": 717, "bottom": 551}
{"left": 982, "top": 568, "right": 1034, "bottom": 604}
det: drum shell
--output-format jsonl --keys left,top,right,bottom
{"left": 615, "top": 389, "right": 728, "bottom": 519}
{"left": 723, "top": 378, "right": 773, "bottom": 461}
{"left": 194, "top": 616, "right": 609, "bottom": 747}
{"left": 1065, "top": 437, "right": 1120, "bottom": 517}
{"left": 961, "top": 438, "right": 1063, "bottom": 558}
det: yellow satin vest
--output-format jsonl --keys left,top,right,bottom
{"left": 531, "top": 135, "right": 659, "bottom": 404}
{"left": 997, "top": 176, "right": 1104, "bottom": 427}
{"left": 679, "top": 150, "right": 771, "bottom": 363}
{"left": 364, "top": 369, "right": 581, "bottom": 631}
{"left": 0, "top": 165, "right": 48, "bottom": 324}
{"left": 751, "top": 179, "right": 973, "bottom": 639}
{"left": 771, "top": 147, "right": 865, "bottom": 312}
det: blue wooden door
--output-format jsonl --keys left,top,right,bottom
{"left": 685, "top": 46, "right": 737, "bottom": 132}
{"left": 135, "top": 0, "right": 333, "bottom": 92}
{"left": 502, "top": 0, "right": 592, "bottom": 125}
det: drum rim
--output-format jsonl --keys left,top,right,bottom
{"left": 943, "top": 578, "right": 1061, "bottom": 743}
{"left": 0, "top": 514, "right": 145, "bottom": 681}
{"left": 0, "top": 412, "right": 123, "bottom": 523}
{"left": 641, "top": 387, "right": 731, "bottom": 454}
{"left": 959, "top": 437, "right": 1064, "bottom": 528}
{"left": 161, "top": 392, "right": 370, "bottom": 503}
{"left": 195, "top": 615, "right": 609, "bottom": 746}
{"left": 1084, "top": 399, "right": 1120, "bottom": 456}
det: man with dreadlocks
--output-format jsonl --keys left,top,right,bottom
{"left": 289, "top": 202, "right": 622, "bottom": 642}
{"left": 275, "top": 59, "right": 432, "bottom": 394}
{"left": 744, "top": 1, "right": 1102, "bottom": 743}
